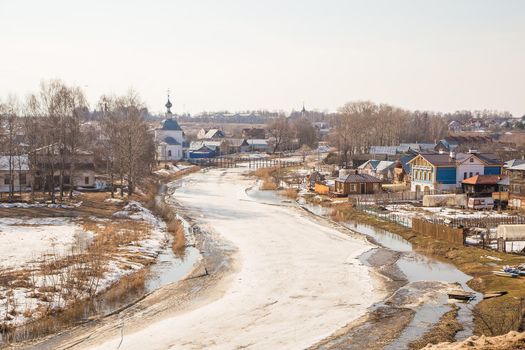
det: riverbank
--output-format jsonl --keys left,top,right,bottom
{"left": 0, "top": 168, "right": 203, "bottom": 348}
{"left": 293, "top": 200, "right": 470, "bottom": 350}
{"left": 330, "top": 202, "right": 525, "bottom": 338}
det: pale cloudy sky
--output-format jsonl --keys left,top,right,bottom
{"left": 0, "top": 0, "right": 524, "bottom": 116}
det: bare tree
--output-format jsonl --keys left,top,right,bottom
{"left": 268, "top": 116, "right": 292, "bottom": 153}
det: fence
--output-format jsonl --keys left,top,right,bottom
{"left": 247, "top": 158, "right": 303, "bottom": 169}
{"left": 359, "top": 206, "right": 413, "bottom": 228}
{"left": 188, "top": 157, "right": 238, "bottom": 168}
{"left": 412, "top": 218, "right": 465, "bottom": 245}
{"left": 352, "top": 190, "right": 448, "bottom": 205}
{"left": 427, "top": 215, "right": 525, "bottom": 229}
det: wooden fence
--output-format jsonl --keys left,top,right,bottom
{"left": 352, "top": 190, "right": 449, "bottom": 205}
{"left": 247, "top": 158, "right": 303, "bottom": 169}
{"left": 428, "top": 215, "right": 525, "bottom": 229}
{"left": 187, "top": 156, "right": 303, "bottom": 170}
{"left": 412, "top": 218, "right": 465, "bottom": 245}
{"left": 188, "top": 157, "right": 238, "bottom": 168}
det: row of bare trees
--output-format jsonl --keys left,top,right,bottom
{"left": 97, "top": 92, "right": 155, "bottom": 197}
{"left": 0, "top": 79, "right": 155, "bottom": 202}
{"left": 330, "top": 101, "right": 448, "bottom": 166}
{"left": 267, "top": 116, "right": 318, "bottom": 153}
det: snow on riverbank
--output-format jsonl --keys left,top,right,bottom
{"left": 154, "top": 164, "right": 193, "bottom": 177}
{"left": 0, "top": 202, "right": 168, "bottom": 327}
{"left": 88, "top": 167, "right": 384, "bottom": 350}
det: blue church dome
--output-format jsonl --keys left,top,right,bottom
{"left": 161, "top": 118, "right": 182, "bottom": 131}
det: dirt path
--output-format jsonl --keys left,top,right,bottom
{"left": 32, "top": 167, "right": 384, "bottom": 350}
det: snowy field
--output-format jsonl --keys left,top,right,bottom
{"left": 87, "top": 167, "right": 384, "bottom": 350}
{"left": 0, "top": 217, "right": 81, "bottom": 270}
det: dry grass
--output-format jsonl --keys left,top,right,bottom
{"left": 280, "top": 188, "right": 298, "bottom": 200}
{"left": 252, "top": 167, "right": 280, "bottom": 191}
{"left": 101, "top": 269, "right": 147, "bottom": 304}
{"left": 168, "top": 220, "right": 186, "bottom": 256}
{"left": 260, "top": 179, "right": 278, "bottom": 190}
{"left": 152, "top": 201, "right": 186, "bottom": 257}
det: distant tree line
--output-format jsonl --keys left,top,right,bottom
{"left": 329, "top": 101, "right": 449, "bottom": 166}
{"left": 267, "top": 116, "right": 319, "bottom": 153}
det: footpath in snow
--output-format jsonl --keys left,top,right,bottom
{"left": 87, "top": 167, "right": 383, "bottom": 350}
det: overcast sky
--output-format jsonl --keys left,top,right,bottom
{"left": 1, "top": 0, "right": 524, "bottom": 116}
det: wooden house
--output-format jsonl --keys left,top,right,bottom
{"left": 507, "top": 163, "right": 525, "bottom": 209}
{"left": 461, "top": 175, "right": 507, "bottom": 197}
{"left": 334, "top": 172, "right": 382, "bottom": 195}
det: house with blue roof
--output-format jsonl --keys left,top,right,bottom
{"left": 155, "top": 95, "right": 185, "bottom": 161}
{"left": 358, "top": 160, "right": 396, "bottom": 180}
{"left": 408, "top": 151, "right": 503, "bottom": 192}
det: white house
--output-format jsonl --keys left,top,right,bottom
{"left": 155, "top": 96, "right": 185, "bottom": 161}
{"left": 0, "top": 155, "right": 31, "bottom": 193}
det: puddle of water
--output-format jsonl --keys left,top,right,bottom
{"left": 245, "top": 185, "right": 284, "bottom": 205}
{"left": 347, "top": 220, "right": 480, "bottom": 342}
{"left": 146, "top": 246, "right": 201, "bottom": 292}
{"left": 385, "top": 301, "right": 451, "bottom": 350}
{"left": 301, "top": 202, "right": 333, "bottom": 217}
{"left": 343, "top": 221, "right": 412, "bottom": 252}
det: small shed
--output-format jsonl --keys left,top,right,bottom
{"left": 496, "top": 225, "right": 525, "bottom": 241}
{"left": 314, "top": 182, "right": 330, "bottom": 195}
{"left": 334, "top": 173, "right": 382, "bottom": 195}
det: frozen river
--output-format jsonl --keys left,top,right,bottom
{"left": 87, "top": 167, "right": 384, "bottom": 350}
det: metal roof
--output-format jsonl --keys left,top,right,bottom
{"left": 462, "top": 175, "right": 505, "bottom": 185}
{"left": 337, "top": 173, "right": 382, "bottom": 183}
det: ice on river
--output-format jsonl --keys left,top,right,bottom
{"left": 89, "top": 167, "right": 384, "bottom": 350}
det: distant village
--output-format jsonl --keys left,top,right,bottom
{"left": 2, "top": 83, "right": 525, "bottom": 234}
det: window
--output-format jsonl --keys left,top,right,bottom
{"left": 469, "top": 172, "right": 473, "bottom": 177}
{"left": 85, "top": 176, "right": 90, "bottom": 185}
{"left": 476, "top": 172, "right": 479, "bottom": 175}
{"left": 19, "top": 173, "right": 26, "bottom": 185}
{"left": 464, "top": 172, "right": 467, "bottom": 179}
{"left": 470, "top": 158, "right": 474, "bottom": 163}
{"left": 168, "top": 150, "right": 172, "bottom": 157}
{"left": 4, "top": 177, "right": 10, "bottom": 185}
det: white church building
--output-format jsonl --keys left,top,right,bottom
{"left": 155, "top": 95, "right": 185, "bottom": 161}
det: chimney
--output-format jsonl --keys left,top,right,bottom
{"left": 450, "top": 151, "right": 456, "bottom": 159}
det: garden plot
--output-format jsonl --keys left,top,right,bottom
{"left": 383, "top": 204, "right": 515, "bottom": 221}
{"left": 0, "top": 201, "right": 168, "bottom": 327}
